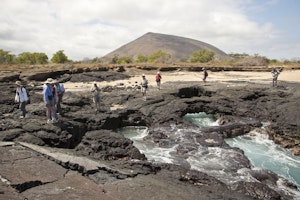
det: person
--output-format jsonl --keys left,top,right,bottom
{"left": 54, "top": 80, "right": 65, "bottom": 115}
{"left": 271, "top": 67, "right": 280, "bottom": 87}
{"left": 14, "top": 81, "right": 29, "bottom": 119}
{"left": 141, "top": 74, "right": 148, "bottom": 100}
{"left": 202, "top": 68, "right": 208, "bottom": 85}
{"left": 43, "top": 78, "right": 57, "bottom": 123}
{"left": 155, "top": 71, "right": 162, "bottom": 90}
{"left": 51, "top": 80, "right": 58, "bottom": 120}
{"left": 90, "top": 81, "right": 100, "bottom": 112}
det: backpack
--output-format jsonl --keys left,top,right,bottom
{"left": 21, "top": 87, "right": 31, "bottom": 104}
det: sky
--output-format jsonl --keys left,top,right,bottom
{"left": 1, "top": 0, "right": 299, "bottom": 61}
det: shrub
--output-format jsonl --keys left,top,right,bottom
{"left": 189, "top": 49, "right": 214, "bottom": 63}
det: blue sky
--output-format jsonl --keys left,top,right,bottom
{"left": 0, "top": 0, "right": 299, "bottom": 61}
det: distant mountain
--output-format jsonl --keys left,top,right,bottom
{"left": 102, "top": 32, "right": 231, "bottom": 62}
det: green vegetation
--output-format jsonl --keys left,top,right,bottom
{"left": 147, "top": 50, "right": 171, "bottom": 63}
{"left": 111, "top": 55, "right": 133, "bottom": 64}
{"left": 0, "top": 49, "right": 16, "bottom": 64}
{"left": 189, "top": 49, "right": 214, "bottom": 63}
{"left": 136, "top": 54, "right": 148, "bottom": 63}
{"left": 0, "top": 50, "right": 48, "bottom": 64}
{"left": 16, "top": 52, "right": 48, "bottom": 64}
{"left": 51, "top": 50, "right": 69, "bottom": 64}
{"left": 1, "top": 48, "right": 300, "bottom": 67}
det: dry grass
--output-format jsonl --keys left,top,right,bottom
{"left": 0, "top": 61, "right": 299, "bottom": 74}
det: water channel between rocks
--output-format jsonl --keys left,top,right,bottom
{"left": 118, "top": 112, "right": 300, "bottom": 190}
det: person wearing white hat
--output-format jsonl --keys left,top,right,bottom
{"left": 141, "top": 74, "right": 148, "bottom": 100}
{"left": 15, "top": 81, "right": 29, "bottom": 119}
{"left": 43, "top": 78, "right": 57, "bottom": 123}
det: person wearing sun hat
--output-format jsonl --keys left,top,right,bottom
{"left": 141, "top": 74, "right": 148, "bottom": 100}
{"left": 43, "top": 78, "right": 57, "bottom": 123}
{"left": 15, "top": 80, "right": 29, "bottom": 119}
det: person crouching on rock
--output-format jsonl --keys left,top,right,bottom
{"left": 90, "top": 81, "right": 100, "bottom": 112}
{"left": 141, "top": 74, "right": 148, "bottom": 100}
{"left": 43, "top": 78, "right": 57, "bottom": 124}
{"left": 15, "top": 81, "right": 29, "bottom": 119}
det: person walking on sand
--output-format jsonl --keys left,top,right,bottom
{"left": 43, "top": 78, "right": 57, "bottom": 123}
{"left": 90, "top": 81, "right": 100, "bottom": 112}
{"left": 202, "top": 68, "right": 208, "bottom": 85}
{"left": 271, "top": 67, "right": 280, "bottom": 87}
{"left": 15, "top": 81, "right": 29, "bottom": 119}
{"left": 155, "top": 71, "right": 162, "bottom": 90}
{"left": 141, "top": 74, "right": 148, "bottom": 100}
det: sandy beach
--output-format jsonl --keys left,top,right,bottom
{"left": 64, "top": 69, "right": 300, "bottom": 92}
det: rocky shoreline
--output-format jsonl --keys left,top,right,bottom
{"left": 1, "top": 67, "right": 300, "bottom": 199}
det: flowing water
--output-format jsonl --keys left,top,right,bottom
{"left": 118, "top": 112, "right": 300, "bottom": 193}
{"left": 226, "top": 132, "right": 300, "bottom": 189}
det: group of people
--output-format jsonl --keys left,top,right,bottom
{"left": 14, "top": 67, "right": 282, "bottom": 121}
{"left": 15, "top": 78, "right": 65, "bottom": 123}
{"left": 139, "top": 71, "right": 162, "bottom": 101}
{"left": 43, "top": 78, "right": 65, "bottom": 123}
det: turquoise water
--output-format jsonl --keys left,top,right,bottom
{"left": 184, "top": 112, "right": 300, "bottom": 189}
{"left": 226, "top": 134, "right": 300, "bottom": 189}
{"left": 183, "top": 112, "right": 218, "bottom": 128}
{"left": 118, "top": 113, "right": 300, "bottom": 192}
{"left": 119, "top": 126, "right": 176, "bottom": 163}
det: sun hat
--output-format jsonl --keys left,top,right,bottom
{"left": 157, "top": 71, "right": 160, "bottom": 74}
{"left": 15, "top": 81, "right": 22, "bottom": 86}
{"left": 45, "top": 78, "right": 54, "bottom": 84}
{"left": 142, "top": 74, "right": 145, "bottom": 76}
{"left": 93, "top": 81, "right": 97, "bottom": 85}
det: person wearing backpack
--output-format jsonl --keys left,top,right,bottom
{"left": 155, "top": 71, "right": 162, "bottom": 90}
{"left": 15, "top": 81, "right": 29, "bottom": 119}
{"left": 141, "top": 74, "right": 148, "bottom": 100}
{"left": 54, "top": 80, "right": 65, "bottom": 115}
{"left": 43, "top": 78, "right": 56, "bottom": 123}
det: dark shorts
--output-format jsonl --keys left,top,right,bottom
{"left": 93, "top": 95, "right": 100, "bottom": 103}
{"left": 46, "top": 100, "right": 54, "bottom": 108}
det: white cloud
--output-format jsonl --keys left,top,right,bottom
{"left": 0, "top": 0, "right": 297, "bottom": 60}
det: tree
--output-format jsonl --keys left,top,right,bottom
{"left": 16, "top": 52, "right": 35, "bottom": 64}
{"left": 148, "top": 50, "right": 171, "bottom": 63}
{"left": 16, "top": 52, "right": 48, "bottom": 64}
{"left": 33, "top": 52, "right": 48, "bottom": 64}
{"left": 111, "top": 55, "right": 133, "bottom": 64}
{"left": 0, "top": 49, "right": 16, "bottom": 64}
{"left": 136, "top": 54, "right": 148, "bottom": 63}
{"left": 51, "top": 50, "right": 69, "bottom": 63}
{"left": 189, "top": 49, "right": 215, "bottom": 63}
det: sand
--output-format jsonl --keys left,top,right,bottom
{"left": 63, "top": 70, "right": 300, "bottom": 92}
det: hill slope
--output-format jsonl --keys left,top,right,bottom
{"left": 102, "top": 32, "right": 230, "bottom": 62}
